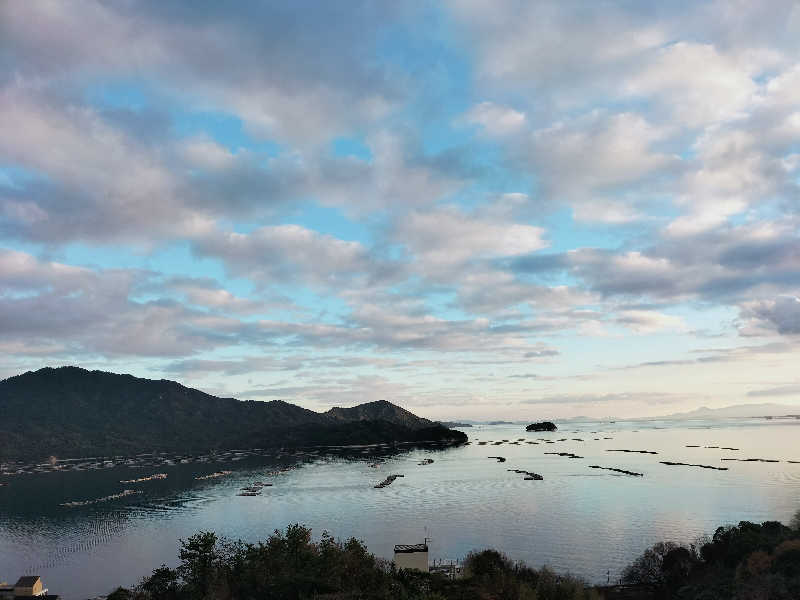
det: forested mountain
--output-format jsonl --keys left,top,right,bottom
{"left": 326, "top": 399, "right": 434, "bottom": 429}
{"left": 0, "top": 367, "right": 465, "bottom": 461}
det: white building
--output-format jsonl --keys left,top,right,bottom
{"left": 0, "top": 576, "right": 56, "bottom": 599}
{"left": 394, "top": 543, "right": 429, "bottom": 572}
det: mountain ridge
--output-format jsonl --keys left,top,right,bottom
{"left": 0, "top": 366, "right": 465, "bottom": 461}
{"left": 653, "top": 402, "right": 800, "bottom": 420}
{"left": 326, "top": 399, "right": 433, "bottom": 429}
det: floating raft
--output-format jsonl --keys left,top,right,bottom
{"left": 544, "top": 452, "right": 583, "bottom": 459}
{"left": 61, "top": 489, "right": 141, "bottom": 507}
{"left": 660, "top": 461, "right": 728, "bottom": 471}
{"left": 120, "top": 473, "right": 167, "bottom": 484}
{"left": 195, "top": 470, "right": 232, "bottom": 480}
{"left": 721, "top": 458, "right": 779, "bottom": 463}
{"left": 508, "top": 468, "right": 543, "bottom": 480}
{"left": 374, "top": 474, "right": 404, "bottom": 488}
{"left": 588, "top": 465, "right": 643, "bottom": 477}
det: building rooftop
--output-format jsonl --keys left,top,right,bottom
{"left": 14, "top": 577, "right": 41, "bottom": 587}
{"left": 394, "top": 544, "right": 428, "bottom": 553}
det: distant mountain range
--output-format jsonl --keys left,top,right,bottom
{"left": 0, "top": 367, "right": 466, "bottom": 461}
{"left": 654, "top": 403, "right": 800, "bottom": 420}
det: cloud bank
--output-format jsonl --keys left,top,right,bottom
{"left": 1, "top": 1, "right": 798, "bottom": 418}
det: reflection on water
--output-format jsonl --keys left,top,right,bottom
{"left": 2, "top": 419, "right": 799, "bottom": 599}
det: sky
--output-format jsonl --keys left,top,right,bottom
{"left": 1, "top": 1, "right": 799, "bottom": 420}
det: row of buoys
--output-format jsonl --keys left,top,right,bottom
{"left": 507, "top": 468, "right": 544, "bottom": 481}
{"left": 119, "top": 473, "right": 167, "bottom": 484}
{"left": 544, "top": 452, "right": 583, "bottom": 459}
{"left": 237, "top": 481, "right": 273, "bottom": 497}
{"left": 588, "top": 465, "right": 643, "bottom": 477}
{"left": 474, "top": 429, "right": 800, "bottom": 481}
{"left": 3, "top": 447, "right": 293, "bottom": 479}
{"left": 60, "top": 489, "right": 141, "bottom": 508}
{"left": 194, "top": 470, "right": 232, "bottom": 481}
{"left": 721, "top": 458, "right": 780, "bottom": 463}
{"left": 374, "top": 474, "right": 404, "bottom": 488}
{"left": 660, "top": 461, "right": 728, "bottom": 471}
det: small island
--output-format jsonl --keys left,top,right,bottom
{"left": 526, "top": 421, "right": 557, "bottom": 432}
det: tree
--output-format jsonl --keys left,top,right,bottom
{"left": 772, "top": 540, "right": 800, "bottom": 578}
{"left": 790, "top": 509, "right": 800, "bottom": 532}
{"left": 621, "top": 541, "right": 681, "bottom": 585}
{"left": 138, "top": 565, "right": 179, "bottom": 600}
{"left": 177, "top": 531, "right": 218, "bottom": 598}
{"left": 106, "top": 588, "right": 132, "bottom": 600}
{"left": 463, "top": 549, "right": 513, "bottom": 583}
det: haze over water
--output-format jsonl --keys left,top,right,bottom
{"left": 2, "top": 419, "right": 799, "bottom": 600}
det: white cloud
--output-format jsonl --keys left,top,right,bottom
{"left": 446, "top": 0, "right": 667, "bottom": 102}
{"left": 529, "top": 112, "right": 679, "bottom": 199}
{"left": 0, "top": 1, "right": 404, "bottom": 145}
{"left": 0, "top": 249, "right": 252, "bottom": 357}
{"left": 193, "top": 225, "right": 381, "bottom": 289}
{"left": 394, "top": 204, "right": 548, "bottom": 277}
{"left": 623, "top": 42, "right": 758, "bottom": 127}
{"left": 739, "top": 296, "right": 800, "bottom": 336}
{"left": 310, "top": 130, "right": 467, "bottom": 214}
{"left": 463, "top": 101, "right": 527, "bottom": 136}
{"left": 615, "top": 310, "right": 688, "bottom": 334}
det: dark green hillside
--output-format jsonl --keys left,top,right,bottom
{"left": 0, "top": 367, "right": 465, "bottom": 461}
{"left": 326, "top": 399, "right": 434, "bottom": 429}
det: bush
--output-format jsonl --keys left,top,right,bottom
{"left": 772, "top": 540, "right": 800, "bottom": 578}
{"left": 624, "top": 517, "right": 800, "bottom": 600}
{"left": 790, "top": 509, "right": 800, "bottom": 532}
{"left": 622, "top": 541, "right": 682, "bottom": 585}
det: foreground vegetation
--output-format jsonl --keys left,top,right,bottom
{"left": 106, "top": 511, "right": 800, "bottom": 600}
{"left": 620, "top": 510, "right": 800, "bottom": 599}
{"left": 107, "top": 525, "right": 599, "bottom": 600}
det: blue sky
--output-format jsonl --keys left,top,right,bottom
{"left": 1, "top": 1, "right": 799, "bottom": 418}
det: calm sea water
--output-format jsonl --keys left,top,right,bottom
{"left": 2, "top": 419, "right": 799, "bottom": 599}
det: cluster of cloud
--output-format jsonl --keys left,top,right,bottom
{"left": 1, "top": 1, "right": 798, "bottom": 416}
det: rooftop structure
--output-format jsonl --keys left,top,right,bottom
{"left": 394, "top": 543, "right": 429, "bottom": 572}
{"left": 0, "top": 576, "right": 58, "bottom": 599}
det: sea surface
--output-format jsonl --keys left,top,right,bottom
{"left": 2, "top": 418, "right": 799, "bottom": 599}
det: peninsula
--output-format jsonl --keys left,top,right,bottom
{"left": 0, "top": 367, "right": 467, "bottom": 462}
